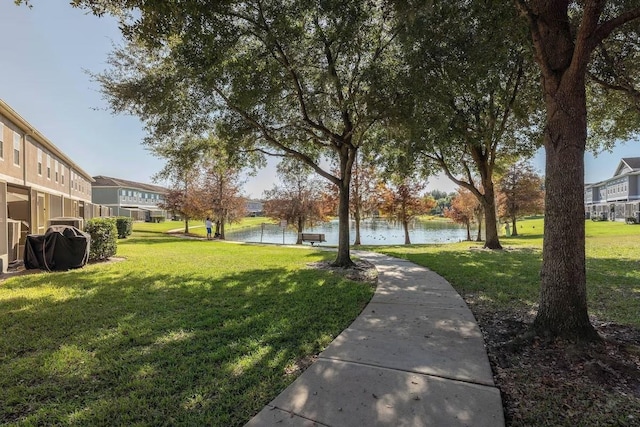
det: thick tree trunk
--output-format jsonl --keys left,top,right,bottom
{"left": 184, "top": 218, "right": 190, "bottom": 234}
{"left": 511, "top": 217, "right": 518, "bottom": 237}
{"left": 534, "top": 80, "right": 598, "bottom": 340}
{"left": 334, "top": 178, "right": 354, "bottom": 266}
{"left": 403, "top": 220, "right": 411, "bottom": 244}
{"left": 524, "top": 1, "right": 599, "bottom": 341}
{"left": 465, "top": 221, "right": 471, "bottom": 241}
{"left": 482, "top": 183, "right": 502, "bottom": 249}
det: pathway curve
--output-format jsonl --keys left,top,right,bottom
{"left": 245, "top": 251, "right": 504, "bottom": 426}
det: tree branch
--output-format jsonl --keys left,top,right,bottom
{"left": 593, "top": 7, "right": 640, "bottom": 47}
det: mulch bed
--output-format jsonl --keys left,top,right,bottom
{"left": 467, "top": 301, "right": 640, "bottom": 426}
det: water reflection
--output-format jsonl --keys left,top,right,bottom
{"left": 225, "top": 218, "right": 468, "bottom": 245}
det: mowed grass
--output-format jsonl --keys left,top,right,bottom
{"left": 373, "top": 217, "right": 640, "bottom": 327}
{"left": 0, "top": 222, "right": 374, "bottom": 426}
{"left": 163, "top": 218, "right": 268, "bottom": 238}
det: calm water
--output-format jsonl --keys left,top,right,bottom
{"left": 225, "top": 218, "right": 467, "bottom": 245}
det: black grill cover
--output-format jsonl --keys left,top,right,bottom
{"left": 24, "top": 226, "right": 91, "bottom": 271}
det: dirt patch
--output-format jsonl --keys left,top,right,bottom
{"left": 468, "top": 301, "right": 640, "bottom": 425}
{"left": 285, "top": 355, "right": 318, "bottom": 376}
{"left": 307, "top": 259, "right": 378, "bottom": 284}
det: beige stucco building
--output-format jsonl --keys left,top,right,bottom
{"left": 0, "top": 99, "right": 110, "bottom": 272}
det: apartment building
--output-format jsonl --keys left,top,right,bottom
{"left": 585, "top": 157, "right": 640, "bottom": 221}
{"left": 0, "top": 99, "right": 110, "bottom": 271}
{"left": 92, "top": 176, "right": 167, "bottom": 222}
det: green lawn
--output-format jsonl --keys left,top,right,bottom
{"left": 2, "top": 217, "right": 638, "bottom": 425}
{"left": 163, "top": 217, "right": 270, "bottom": 238}
{"left": 371, "top": 217, "right": 640, "bottom": 327}
{"left": 0, "top": 222, "right": 374, "bottom": 426}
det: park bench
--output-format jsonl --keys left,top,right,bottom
{"left": 299, "top": 233, "right": 326, "bottom": 246}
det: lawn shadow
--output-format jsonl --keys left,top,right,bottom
{"left": 0, "top": 265, "right": 372, "bottom": 426}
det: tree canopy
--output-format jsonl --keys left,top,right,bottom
{"left": 392, "top": 0, "right": 543, "bottom": 249}
{"left": 24, "top": 0, "right": 640, "bottom": 340}
{"left": 70, "top": 0, "right": 405, "bottom": 266}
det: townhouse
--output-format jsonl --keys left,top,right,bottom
{"left": 0, "top": 99, "right": 110, "bottom": 271}
{"left": 585, "top": 157, "right": 640, "bottom": 222}
{"left": 91, "top": 176, "right": 167, "bottom": 222}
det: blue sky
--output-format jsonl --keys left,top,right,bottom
{"left": 1, "top": 2, "right": 637, "bottom": 198}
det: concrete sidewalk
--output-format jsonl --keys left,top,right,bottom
{"left": 245, "top": 251, "right": 504, "bottom": 427}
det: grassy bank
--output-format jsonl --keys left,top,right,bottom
{"left": 0, "top": 222, "right": 374, "bottom": 426}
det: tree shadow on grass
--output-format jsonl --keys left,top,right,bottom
{"left": 0, "top": 266, "right": 373, "bottom": 426}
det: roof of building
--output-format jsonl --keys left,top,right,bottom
{"left": 613, "top": 157, "right": 640, "bottom": 177}
{"left": 621, "top": 157, "right": 640, "bottom": 171}
{"left": 0, "top": 99, "right": 94, "bottom": 182}
{"left": 92, "top": 175, "right": 168, "bottom": 193}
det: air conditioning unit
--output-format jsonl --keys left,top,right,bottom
{"left": 7, "top": 219, "right": 20, "bottom": 262}
{"left": 48, "top": 217, "right": 84, "bottom": 230}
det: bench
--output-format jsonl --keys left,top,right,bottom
{"left": 299, "top": 233, "right": 326, "bottom": 246}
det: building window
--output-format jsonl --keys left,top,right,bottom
{"left": 0, "top": 122, "right": 4, "bottom": 159}
{"left": 55, "top": 161, "right": 59, "bottom": 182}
{"left": 37, "top": 149, "right": 42, "bottom": 175}
{"left": 47, "top": 155, "right": 51, "bottom": 179}
{"left": 13, "top": 132, "right": 20, "bottom": 166}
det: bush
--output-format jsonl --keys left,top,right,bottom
{"left": 85, "top": 218, "right": 118, "bottom": 262}
{"left": 115, "top": 216, "right": 133, "bottom": 238}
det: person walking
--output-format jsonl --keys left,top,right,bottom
{"left": 205, "top": 217, "right": 213, "bottom": 240}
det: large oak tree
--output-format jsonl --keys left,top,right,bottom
{"left": 395, "top": 1, "right": 542, "bottom": 249}
{"left": 515, "top": 0, "right": 640, "bottom": 339}
{"left": 67, "top": 0, "right": 402, "bottom": 267}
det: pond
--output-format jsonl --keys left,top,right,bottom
{"left": 225, "top": 218, "right": 468, "bottom": 245}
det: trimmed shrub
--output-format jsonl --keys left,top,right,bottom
{"left": 116, "top": 216, "right": 133, "bottom": 238}
{"left": 85, "top": 218, "right": 118, "bottom": 262}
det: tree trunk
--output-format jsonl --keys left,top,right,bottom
{"left": 482, "top": 183, "right": 501, "bottom": 249}
{"left": 333, "top": 177, "right": 354, "bottom": 266}
{"left": 403, "top": 219, "right": 411, "bottom": 244}
{"left": 511, "top": 217, "right": 518, "bottom": 237}
{"left": 184, "top": 218, "right": 190, "bottom": 234}
{"left": 475, "top": 209, "right": 483, "bottom": 242}
{"left": 526, "top": 2, "right": 598, "bottom": 341}
{"left": 332, "top": 146, "right": 355, "bottom": 266}
{"left": 533, "top": 79, "right": 598, "bottom": 340}
{"left": 466, "top": 221, "right": 471, "bottom": 241}
{"left": 297, "top": 217, "right": 303, "bottom": 245}
{"left": 353, "top": 207, "right": 361, "bottom": 246}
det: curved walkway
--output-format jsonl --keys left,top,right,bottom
{"left": 245, "top": 251, "right": 504, "bottom": 426}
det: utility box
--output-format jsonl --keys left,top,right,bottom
{"left": 48, "top": 217, "right": 84, "bottom": 230}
